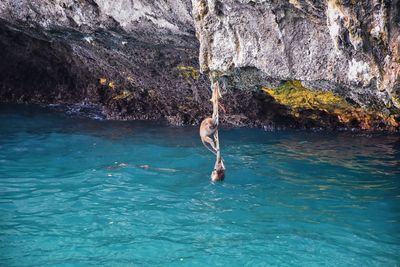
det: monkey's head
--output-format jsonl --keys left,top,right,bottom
{"left": 211, "top": 168, "right": 225, "bottom": 181}
{"left": 203, "top": 118, "right": 215, "bottom": 129}
{"left": 200, "top": 118, "right": 216, "bottom": 138}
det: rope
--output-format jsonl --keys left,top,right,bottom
{"left": 210, "top": 81, "right": 225, "bottom": 181}
{"left": 211, "top": 82, "right": 220, "bottom": 124}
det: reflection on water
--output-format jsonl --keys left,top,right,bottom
{"left": 273, "top": 134, "right": 400, "bottom": 173}
{"left": 0, "top": 104, "right": 399, "bottom": 266}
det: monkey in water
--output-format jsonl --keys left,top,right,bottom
{"left": 199, "top": 117, "right": 218, "bottom": 155}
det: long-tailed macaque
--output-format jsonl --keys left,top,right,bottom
{"left": 199, "top": 117, "right": 218, "bottom": 155}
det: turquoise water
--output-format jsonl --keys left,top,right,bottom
{"left": 0, "top": 105, "right": 399, "bottom": 266}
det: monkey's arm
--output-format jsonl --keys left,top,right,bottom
{"left": 201, "top": 137, "right": 218, "bottom": 155}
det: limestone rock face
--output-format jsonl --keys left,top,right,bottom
{"left": 0, "top": 0, "right": 195, "bottom": 45}
{"left": 192, "top": 0, "right": 400, "bottom": 111}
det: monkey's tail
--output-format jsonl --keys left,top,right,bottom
{"left": 202, "top": 140, "right": 218, "bottom": 156}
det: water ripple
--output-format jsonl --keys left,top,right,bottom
{"left": 0, "top": 106, "right": 399, "bottom": 266}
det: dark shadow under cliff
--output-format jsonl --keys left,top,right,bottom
{"left": 0, "top": 20, "right": 300, "bottom": 128}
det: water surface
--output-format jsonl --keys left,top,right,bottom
{"left": 0, "top": 105, "right": 399, "bottom": 266}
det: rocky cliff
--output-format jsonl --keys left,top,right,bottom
{"left": 0, "top": 0, "right": 290, "bottom": 127}
{"left": 0, "top": 0, "right": 399, "bottom": 130}
{"left": 192, "top": 0, "right": 400, "bottom": 130}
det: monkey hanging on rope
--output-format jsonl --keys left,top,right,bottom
{"left": 199, "top": 81, "right": 225, "bottom": 181}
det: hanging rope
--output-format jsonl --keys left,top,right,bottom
{"left": 210, "top": 81, "right": 225, "bottom": 181}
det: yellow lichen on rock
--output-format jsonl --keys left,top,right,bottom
{"left": 99, "top": 78, "right": 116, "bottom": 90}
{"left": 108, "top": 81, "right": 116, "bottom": 90}
{"left": 112, "top": 90, "right": 131, "bottom": 100}
{"left": 177, "top": 65, "right": 200, "bottom": 80}
{"left": 263, "top": 80, "right": 398, "bottom": 130}
{"left": 99, "top": 78, "right": 107, "bottom": 85}
{"left": 262, "top": 80, "right": 350, "bottom": 112}
{"left": 392, "top": 96, "right": 400, "bottom": 109}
